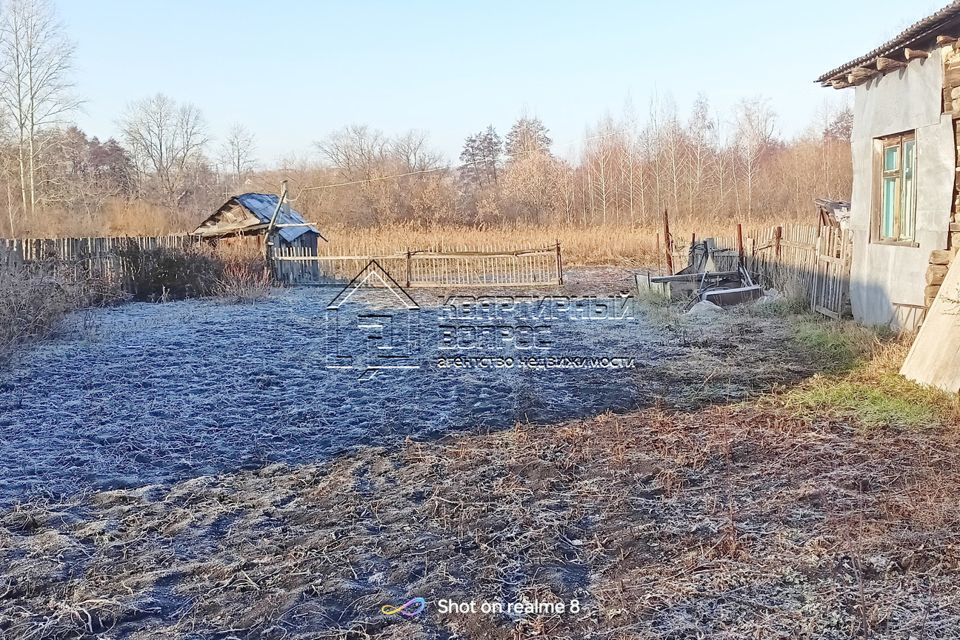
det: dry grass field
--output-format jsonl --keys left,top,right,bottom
{"left": 315, "top": 221, "right": 753, "bottom": 268}
{"left": 6, "top": 204, "right": 783, "bottom": 270}
{"left": 4, "top": 379, "right": 960, "bottom": 639}
{"left": 3, "top": 303, "right": 959, "bottom": 639}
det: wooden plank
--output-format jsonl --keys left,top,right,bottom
{"left": 901, "top": 256, "right": 960, "bottom": 393}
{"left": 814, "top": 305, "right": 841, "bottom": 319}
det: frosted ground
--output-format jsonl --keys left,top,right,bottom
{"left": 0, "top": 282, "right": 808, "bottom": 507}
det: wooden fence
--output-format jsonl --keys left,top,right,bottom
{"left": 667, "top": 223, "right": 853, "bottom": 317}
{"left": 0, "top": 235, "right": 195, "bottom": 280}
{"left": 3, "top": 226, "right": 851, "bottom": 314}
{"left": 272, "top": 244, "right": 563, "bottom": 287}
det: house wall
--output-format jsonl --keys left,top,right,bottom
{"left": 290, "top": 233, "right": 319, "bottom": 252}
{"left": 207, "top": 233, "right": 265, "bottom": 254}
{"left": 848, "top": 48, "right": 955, "bottom": 329}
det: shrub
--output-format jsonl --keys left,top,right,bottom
{"left": 118, "top": 242, "right": 223, "bottom": 301}
{"left": 215, "top": 255, "right": 272, "bottom": 303}
{"left": 0, "top": 264, "right": 123, "bottom": 361}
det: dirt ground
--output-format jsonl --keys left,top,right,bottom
{"left": 3, "top": 269, "right": 959, "bottom": 639}
{"left": 3, "top": 402, "right": 960, "bottom": 639}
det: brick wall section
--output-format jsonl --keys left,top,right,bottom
{"left": 927, "top": 117, "right": 960, "bottom": 307}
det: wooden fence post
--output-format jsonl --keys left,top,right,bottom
{"left": 662, "top": 209, "right": 674, "bottom": 274}
{"left": 736, "top": 223, "right": 744, "bottom": 268}
{"left": 405, "top": 249, "right": 412, "bottom": 288}
{"left": 556, "top": 240, "right": 563, "bottom": 285}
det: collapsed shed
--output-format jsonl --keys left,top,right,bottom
{"left": 642, "top": 237, "right": 763, "bottom": 308}
{"left": 815, "top": 198, "right": 851, "bottom": 229}
{"left": 193, "top": 193, "right": 322, "bottom": 252}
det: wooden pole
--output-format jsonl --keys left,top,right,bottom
{"left": 264, "top": 179, "right": 289, "bottom": 275}
{"left": 655, "top": 233, "right": 662, "bottom": 275}
{"left": 662, "top": 209, "right": 674, "bottom": 274}
{"left": 736, "top": 223, "right": 744, "bottom": 268}
{"left": 556, "top": 240, "right": 563, "bottom": 285}
{"left": 774, "top": 225, "right": 783, "bottom": 259}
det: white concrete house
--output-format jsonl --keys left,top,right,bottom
{"left": 818, "top": 2, "right": 960, "bottom": 330}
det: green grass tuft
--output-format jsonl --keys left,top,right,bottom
{"left": 781, "top": 371, "right": 957, "bottom": 428}
{"left": 777, "top": 321, "right": 960, "bottom": 428}
{"left": 789, "top": 319, "right": 881, "bottom": 373}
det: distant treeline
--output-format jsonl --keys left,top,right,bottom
{"left": 0, "top": 0, "right": 851, "bottom": 238}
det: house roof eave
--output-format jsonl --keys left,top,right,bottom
{"left": 816, "top": 2, "right": 960, "bottom": 87}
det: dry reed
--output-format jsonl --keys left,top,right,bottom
{"left": 315, "top": 221, "right": 756, "bottom": 268}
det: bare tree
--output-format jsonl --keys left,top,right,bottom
{"left": 42, "top": 127, "right": 133, "bottom": 219}
{"left": 733, "top": 97, "right": 777, "bottom": 220}
{"left": 502, "top": 152, "right": 562, "bottom": 224}
{"left": 686, "top": 94, "right": 715, "bottom": 218}
{"left": 219, "top": 123, "right": 256, "bottom": 191}
{"left": 392, "top": 129, "right": 443, "bottom": 173}
{"left": 120, "top": 93, "right": 209, "bottom": 202}
{"left": 314, "top": 125, "right": 454, "bottom": 223}
{"left": 316, "top": 124, "right": 387, "bottom": 181}
{"left": 0, "top": 0, "right": 79, "bottom": 218}
{"left": 584, "top": 120, "right": 613, "bottom": 224}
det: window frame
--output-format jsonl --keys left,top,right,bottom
{"left": 872, "top": 131, "right": 919, "bottom": 247}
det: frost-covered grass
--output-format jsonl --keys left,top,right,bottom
{"left": 5, "top": 271, "right": 959, "bottom": 638}
{"left": 5, "top": 404, "right": 960, "bottom": 638}
{"left": 0, "top": 245, "right": 271, "bottom": 366}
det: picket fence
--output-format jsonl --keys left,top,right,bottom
{"left": 271, "top": 243, "right": 563, "bottom": 287}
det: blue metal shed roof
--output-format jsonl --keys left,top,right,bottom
{"left": 234, "top": 193, "right": 320, "bottom": 244}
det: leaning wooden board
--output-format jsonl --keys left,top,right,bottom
{"left": 901, "top": 255, "right": 960, "bottom": 393}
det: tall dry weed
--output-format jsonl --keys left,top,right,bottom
{"left": 0, "top": 264, "right": 123, "bottom": 361}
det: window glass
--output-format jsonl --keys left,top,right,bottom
{"left": 876, "top": 134, "right": 916, "bottom": 243}
{"left": 901, "top": 140, "right": 916, "bottom": 240}
{"left": 882, "top": 176, "right": 897, "bottom": 239}
{"left": 883, "top": 146, "right": 899, "bottom": 172}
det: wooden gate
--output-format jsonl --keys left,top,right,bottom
{"left": 809, "top": 226, "right": 853, "bottom": 318}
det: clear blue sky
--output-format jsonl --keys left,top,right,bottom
{"left": 58, "top": 0, "right": 948, "bottom": 166}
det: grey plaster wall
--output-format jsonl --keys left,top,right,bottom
{"left": 848, "top": 49, "right": 954, "bottom": 328}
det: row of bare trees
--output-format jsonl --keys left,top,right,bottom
{"left": 571, "top": 96, "right": 851, "bottom": 227}
{"left": 0, "top": 0, "right": 262, "bottom": 236}
{"left": 0, "top": 0, "right": 851, "bottom": 237}
{"left": 296, "top": 97, "right": 851, "bottom": 229}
